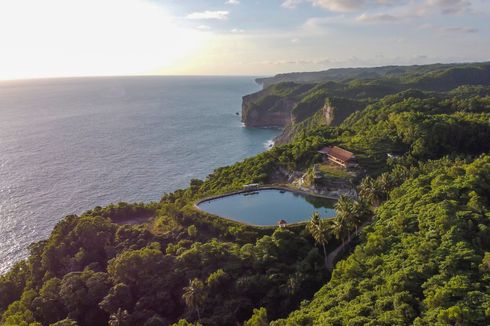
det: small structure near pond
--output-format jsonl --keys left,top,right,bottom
{"left": 277, "top": 219, "right": 288, "bottom": 228}
{"left": 319, "top": 146, "right": 357, "bottom": 168}
{"left": 243, "top": 183, "right": 259, "bottom": 191}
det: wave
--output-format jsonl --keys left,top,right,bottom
{"left": 264, "top": 139, "right": 275, "bottom": 150}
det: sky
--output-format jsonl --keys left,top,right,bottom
{"left": 0, "top": 0, "right": 489, "bottom": 80}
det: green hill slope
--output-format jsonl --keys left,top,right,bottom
{"left": 273, "top": 156, "right": 490, "bottom": 325}
{"left": 256, "top": 62, "right": 490, "bottom": 88}
{"left": 243, "top": 62, "right": 490, "bottom": 144}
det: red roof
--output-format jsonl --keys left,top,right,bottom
{"left": 318, "top": 146, "right": 355, "bottom": 162}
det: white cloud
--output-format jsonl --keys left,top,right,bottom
{"left": 420, "top": 23, "right": 479, "bottom": 33}
{"left": 197, "top": 25, "right": 211, "bottom": 30}
{"left": 291, "top": 38, "right": 301, "bottom": 43}
{"left": 302, "top": 15, "right": 347, "bottom": 31}
{"left": 310, "top": 0, "right": 366, "bottom": 12}
{"left": 282, "top": 0, "right": 303, "bottom": 9}
{"left": 442, "top": 26, "right": 478, "bottom": 33}
{"left": 307, "top": 0, "right": 411, "bottom": 12}
{"left": 307, "top": 0, "right": 474, "bottom": 14}
{"left": 356, "top": 12, "right": 399, "bottom": 22}
{"left": 395, "top": 0, "right": 474, "bottom": 17}
{"left": 426, "top": 0, "right": 471, "bottom": 14}
{"left": 418, "top": 23, "right": 433, "bottom": 29}
{"left": 225, "top": 0, "right": 240, "bottom": 5}
{"left": 186, "top": 10, "right": 229, "bottom": 20}
{"left": 305, "top": 0, "right": 477, "bottom": 27}
{"left": 231, "top": 28, "right": 245, "bottom": 33}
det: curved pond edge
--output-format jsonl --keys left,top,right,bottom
{"left": 193, "top": 184, "right": 338, "bottom": 227}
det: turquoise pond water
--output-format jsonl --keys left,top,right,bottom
{"left": 197, "top": 189, "right": 337, "bottom": 226}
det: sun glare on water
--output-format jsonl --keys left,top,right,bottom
{"left": 0, "top": 0, "right": 207, "bottom": 80}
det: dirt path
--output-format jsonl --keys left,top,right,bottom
{"left": 113, "top": 215, "right": 154, "bottom": 225}
{"left": 325, "top": 222, "right": 370, "bottom": 270}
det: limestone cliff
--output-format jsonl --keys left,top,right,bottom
{"left": 241, "top": 82, "right": 367, "bottom": 144}
{"left": 273, "top": 98, "right": 366, "bottom": 145}
{"left": 246, "top": 62, "right": 490, "bottom": 142}
{"left": 241, "top": 82, "right": 314, "bottom": 128}
{"left": 241, "top": 93, "right": 295, "bottom": 128}
{"left": 273, "top": 103, "right": 332, "bottom": 145}
{"left": 323, "top": 103, "right": 335, "bottom": 125}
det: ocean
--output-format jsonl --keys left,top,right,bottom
{"left": 0, "top": 76, "right": 279, "bottom": 274}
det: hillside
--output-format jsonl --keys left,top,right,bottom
{"left": 1, "top": 63, "right": 490, "bottom": 326}
{"left": 256, "top": 61, "right": 490, "bottom": 88}
{"left": 273, "top": 156, "right": 490, "bottom": 325}
{"left": 244, "top": 62, "right": 490, "bottom": 144}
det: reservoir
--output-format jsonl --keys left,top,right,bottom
{"left": 197, "top": 188, "right": 336, "bottom": 226}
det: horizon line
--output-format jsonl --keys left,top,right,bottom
{"left": 2, "top": 59, "right": 490, "bottom": 83}
{"left": 0, "top": 73, "right": 270, "bottom": 83}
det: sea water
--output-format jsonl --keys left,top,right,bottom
{"left": 0, "top": 76, "right": 279, "bottom": 273}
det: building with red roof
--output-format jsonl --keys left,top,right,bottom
{"left": 318, "top": 146, "right": 357, "bottom": 168}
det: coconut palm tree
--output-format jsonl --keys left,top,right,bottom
{"left": 351, "top": 198, "right": 373, "bottom": 232}
{"left": 358, "top": 176, "right": 375, "bottom": 204}
{"left": 377, "top": 173, "right": 392, "bottom": 200}
{"left": 307, "top": 212, "right": 331, "bottom": 261}
{"left": 109, "top": 308, "right": 130, "bottom": 326}
{"left": 182, "top": 278, "right": 205, "bottom": 323}
{"left": 335, "top": 195, "right": 356, "bottom": 241}
{"left": 331, "top": 214, "right": 349, "bottom": 250}
{"left": 349, "top": 202, "right": 363, "bottom": 236}
{"left": 358, "top": 176, "right": 384, "bottom": 207}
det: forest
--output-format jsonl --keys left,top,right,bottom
{"left": 1, "top": 64, "right": 489, "bottom": 325}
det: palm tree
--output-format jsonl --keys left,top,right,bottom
{"left": 331, "top": 214, "right": 349, "bottom": 250}
{"left": 377, "top": 173, "right": 392, "bottom": 200}
{"left": 349, "top": 202, "right": 362, "bottom": 236}
{"left": 335, "top": 195, "right": 356, "bottom": 241}
{"left": 307, "top": 212, "right": 330, "bottom": 261}
{"left": 358, "top": 176, "right": 384, "bottom": 207}
{"left": 109, "top": 308, "right": 130, "bottom": 326}
{"left": 358, "top": 176, "right": 375, "bottom": 204}
{"left": 351, "top": 198, "right": 372, "bottom": 233}
{"left": 182, "top": 278, "right": 205, "bottom": 323}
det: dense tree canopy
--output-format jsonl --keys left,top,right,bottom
{"left": 274, "top": 156, "right": 490, "bottom": 325}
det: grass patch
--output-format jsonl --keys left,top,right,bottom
{"left": 317, "top": 163, "right": 352, "bottom": 178}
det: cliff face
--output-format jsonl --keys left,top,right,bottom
{"left": 241, "top": 93, "right": 296, "bottom": 128}
{"left": 241, "top": 82, "right": 368, "bottom": 144}
{"left": 274, "top": 102, "right": 334, "bottom": 145}
{"left": 323, "top": 103, "right": 335, "bottom": 125}
{"left": 241, "top": 85, "right": 324, "bottom": 129}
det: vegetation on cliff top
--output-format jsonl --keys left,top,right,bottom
{"left": 255, "top": 61, "right": 490, "bottom": 88}
{"left": 244, "top": 62, "right": 490, "bottom": 144}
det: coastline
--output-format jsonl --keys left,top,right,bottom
{"left": 0, "top": 76, "right": 274, "bottom": 275}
